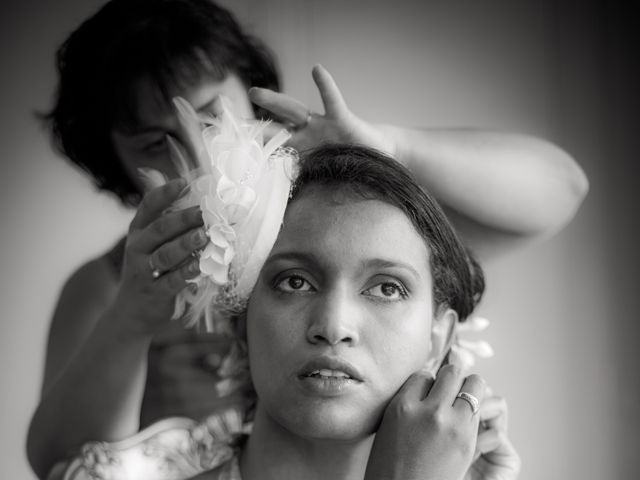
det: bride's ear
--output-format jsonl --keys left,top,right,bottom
{"left": 424, "top": 308, "right": 457, "bottom": 374}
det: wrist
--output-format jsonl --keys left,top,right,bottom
{"left": 98, "top": 301, "right": 157, "bottom": 345}
{"left": 375, "top": 124, "right": 406, "bottom": 165}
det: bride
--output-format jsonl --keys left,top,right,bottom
{"left": 51, "top": 143, "right": 519, "bottom": 480}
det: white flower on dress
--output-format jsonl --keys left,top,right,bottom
{"left": 449, "top": 316, "right": 495, "bottom": 370}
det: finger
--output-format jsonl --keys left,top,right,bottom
{"left": 424, "top": 364, "right": 466, "bottom": 406}
{"left": 137, "top": 167, "right": 168, "bottom": 192}
{"left": 136, "top": 206, "right": 203, "bottom": 253}
{"left": 172, "top": 97, "right": 205, "bottom": 165}
{"left": 207, "top": 95, "right": 225, "bottom": 118}
{"left": 154, "top": 256, "right": 201, "bottom": 294}
{"left": 474, "top": 427, "right": 502, "bottom": 457}
{"left": 130, "top": 178, "right": 187, "bottom": 231}
{"left": 479, "top": 395, "right": 508, "bottom": 432}
{"left": 312, "top": 64, "right": 348, "bottom": 117}
{"left": 249, "top": 87, "right": 310, "bottom": 126}
{"left": 395, "top": 371, "right": 436, "bottom": 403}
{"left": 453, "top": 374, "right": 486, "bottom": 417}
{"left": 149, "top": 226, "right": 208, "bottom": 273}
{"left": 474, "top": 433, "right": 521, "bottom": 475}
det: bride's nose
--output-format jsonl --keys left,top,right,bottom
{"left": 306, "top": 287, "right": 360, "bottom": 346}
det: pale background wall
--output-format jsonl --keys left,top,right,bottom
{"left": 1, "top": 0, "right": 638, "bottom": 478}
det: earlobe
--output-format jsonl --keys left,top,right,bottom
{"left": 424, "top": 308, "right": 458, "bottom": 374}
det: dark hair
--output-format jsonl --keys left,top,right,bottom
{"left": 291, "top": 144, "right": 485, "bottom": 321}
{"left": 44, "top": 0, "right": 280, "bottom": 205}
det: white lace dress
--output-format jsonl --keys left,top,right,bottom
{"left": 48, "top": 409, "right": 248, "bottom": 480}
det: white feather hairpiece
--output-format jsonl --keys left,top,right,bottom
{"left": 168, "top": 96, "right": 297, "bottom": 332}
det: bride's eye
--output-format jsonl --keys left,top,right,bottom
{"left": 275, "top": 275, "right": 315, "bottom": 293}
{"left": 363, "top": 281, "right": 408, "bottom": 301}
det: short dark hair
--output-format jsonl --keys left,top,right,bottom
{"left": 44, "top": 0, "right": 280, "bottom": 205}
{"left": 291, "top": 144, "right": 485, "bottom": 321}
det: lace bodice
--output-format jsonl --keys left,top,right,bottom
{"left": 49, "top": 409, "right": 248, "bottom": 480}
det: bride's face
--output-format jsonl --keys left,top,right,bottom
{"left": 247, "top": 186, "right": 439, "bottom": 440}
{"left": 110, "top": 72, "right": 254, "bottom": 192}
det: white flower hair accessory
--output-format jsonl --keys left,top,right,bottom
{"left": 168, "top": 96, "right": 297, "bottom": 331}
{"left": 449, "top": 316, "right": 494, "bottom": 370}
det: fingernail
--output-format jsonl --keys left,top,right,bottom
{"left": 193, "top": 207, "right": 204, "bottom": 223}
{"left": 192, "top": 228, "right": 207, "bottom": 246}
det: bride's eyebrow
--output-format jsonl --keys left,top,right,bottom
{"left": 264, "top": 251, "right": 320, "bottom": 269}
{"left": 360, "top": 258, "right": 422, "bottom": 280}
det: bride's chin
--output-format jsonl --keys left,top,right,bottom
{"left": 273, "top": 406, "right": 381, "bottom": 442}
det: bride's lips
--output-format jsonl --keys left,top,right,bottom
{"left": 296, "top": 356, "right": 363, "bottom": 395}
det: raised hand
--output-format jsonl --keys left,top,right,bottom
{"left": 250, "top": 64, "right": 395, "bottom": 156}
{"left": 113, "top": 178, "right": 206, "bottom": 335}
{"left": 466, "top": 390, "right": 521, "bottom": 480}
{"left": 364, "top": 365, "right": 485, "bottom": 480}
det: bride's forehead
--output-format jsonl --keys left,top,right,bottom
{"left": 283, "top": 187, "right": 372, "bottom": 225}
{"left": 279, "top": 187, "right": 427, "bottom": 252}
{"left": 285, "top": 184, "right": 396, "bottom": 217}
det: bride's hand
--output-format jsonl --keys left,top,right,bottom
{"left": 249, "top": 64, "right": 395, "bottom": 156}
{"left": 364, "top": 365, "right": 485, "bottom": 480}
{"left": 465, "top": 391, "right": 521, "bottom": 480}
{"left": 111, "top": 178, "right": 206, "bottom": 336}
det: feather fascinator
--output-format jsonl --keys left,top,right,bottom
{"left": 166, "top": 97, "right": 297, "bottom": 332}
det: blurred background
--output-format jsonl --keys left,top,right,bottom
{"left": 1, "top": 0, "right": 638, "bottom": 478}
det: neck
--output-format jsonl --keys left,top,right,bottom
{"left": 240, "top": 404, "right": 374, "bottom": 480}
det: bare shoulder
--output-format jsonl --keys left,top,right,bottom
{"left": 42, "top": 252, "right": 120, "bottom": 393}
{"left": 58, "top": 254, "right": 119, "bottom": 309}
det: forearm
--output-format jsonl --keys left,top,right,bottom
{"left": 27, "top": 308, "right": 152, "bottom": 479}
{"left": 383, "top": 125, "right": 589, "bottom": 235}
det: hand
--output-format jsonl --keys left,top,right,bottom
{"left": 364, "top": 365, "right": 485, "bottom": 480}
{"left": 112, "top": 178, "right": 206, "bottom": 336}
{"left": 465, "top": 391, "right": 521, "bottom": 480}
{"left": 250, "top": 64, "right": 396, "bottom": 156}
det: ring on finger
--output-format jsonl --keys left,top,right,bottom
{"left": 148, "top": 256, "right": 162, "bottom": 280}
{"left": 456, "top": 391, "right": 480, "bottom": 415}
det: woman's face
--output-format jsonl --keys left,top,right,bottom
{"left": 111, "top": 72, "right": 254, "bottom": 192}
{"left": 247, "top": 186, "right": 443, "bottom": 441}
